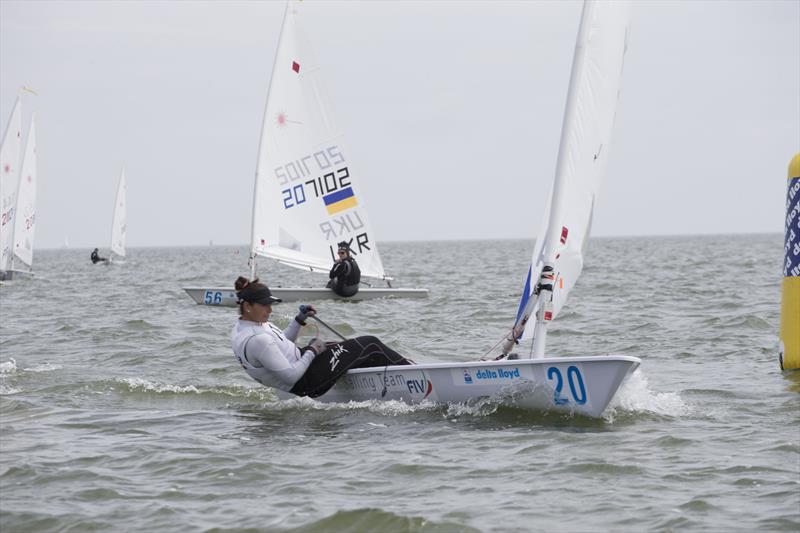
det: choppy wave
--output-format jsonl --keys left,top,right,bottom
{"left": 0, "top": 358, "right": 17, "bottom": 374}
{"left": 281, "top": 508, "right": 482, "bottom": 533}
{"left": 0, "top": 358, "right": 21, "bottom": 395}
{"left": 0, "top": 359, "right": 61, "bottom": 395}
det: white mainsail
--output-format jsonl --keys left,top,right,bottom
{"left": 12, "top": 114, "right": 37, "bottom": 271}
{"left": 0, "top": 96, "right": 22, "bottom": 272}
{"left": 505, "top": 1, "right": 631, "bottom": 357}
{"left": 250, "top": 1, "right": 387, "bottom": 280}
{"left": 110, "top": 168, "right": 127, "bottom": 259}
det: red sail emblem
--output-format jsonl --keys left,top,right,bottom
{"left": 560, "top": 226, "right": 569, "bottom": 245}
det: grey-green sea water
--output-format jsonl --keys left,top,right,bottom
{"left": 1, "top": 235, "right": 798, "bottom": 532}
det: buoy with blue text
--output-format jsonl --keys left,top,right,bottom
{"left": 780, "top": 153, "right": 800, "bottom": 370}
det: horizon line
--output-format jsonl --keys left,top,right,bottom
{"left": 36, "top": 230, "right": 783, "bottom": 251}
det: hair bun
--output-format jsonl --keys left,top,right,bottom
{"left": 234, "top": 276, "right": 250, "bottom": 291}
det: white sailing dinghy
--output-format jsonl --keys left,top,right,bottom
{"left": 108, "top": 167, "right": 127, "bottom": 264}
{"left": 280, "top": 0, "right": 641, "bottom": 417}
{"left": 92, "top": 167, "right": 127, "bottom": 266}
{"left": 0, "top": 96, "right": 22, "bottom": 281}
{"left": 183, "top": 1, "right": 428, "bottom": 306}
{"left": 7, "top": 115, "right": 37, "bottom": 279}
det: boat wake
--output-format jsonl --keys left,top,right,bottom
{"left": 605, "top": 369, "right": 690, "bottom": 420}
{"left": 267, "top": 395, "right": 442, "bottom": 416}
{"left": 115, "top": 377, "right": 275, "bottom": 402}
{"left": 269, "top": 386, "right": 601, "bottom": 421}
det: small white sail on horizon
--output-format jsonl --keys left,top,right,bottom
{"left": 109, "top": 167, "right": 127, "bottom": 261}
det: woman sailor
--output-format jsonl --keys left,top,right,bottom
{"left": 231, "top": 276, "right": 413, "bottom": 398}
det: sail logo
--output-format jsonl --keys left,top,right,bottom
{"left": 785, "top": 177, "right": 800, "bottom": 277}
{"left": 463, "top": 369, "right": 473, "bottom": 384}
{"left": 323, "top": 186, "right": 358, "bottom": 215}
{"left": 407, "top": 379, "right": 433, "bottom": 399}
{"left": 475, "top": 367, "right": 521, "bottom": 380}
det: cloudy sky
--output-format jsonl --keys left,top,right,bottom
{"left": 1, "top": 0, "right": 798, "bottom": 249}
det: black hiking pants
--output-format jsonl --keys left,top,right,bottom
{"left": 290, "top": 336, "right": 412, "bottom": 398}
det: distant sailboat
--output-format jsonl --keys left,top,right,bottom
{"left": 7, "top": 114, "right": 37, "bottom": 279}
{"left": 91, "top": 167, "right": 126, "bottom": 266}
{"left": 183, "top": 0, "right": 428, "bottom": 306}
{"left": 0, "top": 96, "right": 22, "bottom": 281}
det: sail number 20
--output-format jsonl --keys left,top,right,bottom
{"left": 546, "top": 366, "right": 587, "bottom": 405}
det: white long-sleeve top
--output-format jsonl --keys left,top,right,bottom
{"left": 231, "top": 318, "right": 316, "bottom": 391}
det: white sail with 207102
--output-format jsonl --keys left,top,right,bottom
{"left": 183, "top": 0, "right": 428, "bottom": 306}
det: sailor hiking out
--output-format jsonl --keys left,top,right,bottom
{"left": 231, "top": 276, "right": 412, "bottom": 398}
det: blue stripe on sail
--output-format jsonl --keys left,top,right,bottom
{"left": 515, "top": 265, "right": 532, "bottom": 323}
{"left": 323, "top": 186, "right": 354, "bottom": 206}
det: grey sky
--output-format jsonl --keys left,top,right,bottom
{"left": 1, "top": 0, "right": 798, "bottom": 249}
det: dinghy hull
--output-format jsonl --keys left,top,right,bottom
{"left": 183, "top": 286, "right": 429, "bottom": 305}
{"left": 277, "top": 355, "right": 640, "bottom": 417}
{"left": 0, "top": 269, "right": 33, "bottom": 281}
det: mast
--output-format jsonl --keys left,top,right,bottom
{"left": 250, "top": 0, "right": 291, "bottom": 281}
{"left": 531, "top": 1, "right": 597, "bottom": 358}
